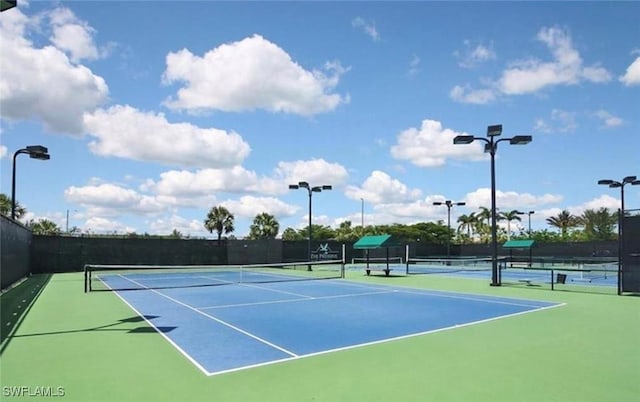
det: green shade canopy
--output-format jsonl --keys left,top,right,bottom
{"left": 502, "top": 240, "right": 535, "bottom": 249}
{"left": 353, "top": 234, "right": 402, "bottom": 249}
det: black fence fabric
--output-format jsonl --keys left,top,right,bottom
{"left": 29, "top": 236, "right": 624, "bottom": 276}
{"left": 622, "top": 214, "right": 640, "bottom": 293}
{"left": 1, "top": 216, "right": 32, "bottom": 290}
{"left": 31, "top": 236, "right": 227, "bottom": 273}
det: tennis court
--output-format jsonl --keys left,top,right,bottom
{"left": 403, "top": 257, "right": 619, "bottom": 289}
{"left": 1, "top": 262, "right": 638, "bottom": 402}
{"left": 89, "top": 263, "right": 558, "bottom": 375}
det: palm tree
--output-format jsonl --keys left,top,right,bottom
{"left": 457, "top": 213, "right": 476, "bottom": 241}
{"left": 27, "top": 219, "right": 61, "bottom": 235}
{"left": 248, "top": 212, "right": 280, "bottom": 240}
{"left": 475, "top": 207, "right": 492, "bottom": 243}
{"left": 169, "top": 229, "right": 183, "bottom": 239}
{"left": 0, "top": 193, "right": 26, "bottom": 219}
{"left": 281, "top": 227, "right": 304, "bottom": 240}
{"left": 334, "top": 220, "right": 357, "bottom": 241}
{"left": 580, "top": 208, "right": 617, "bottom": 241}
{"left": 546, "top": 210, "right": 581, "bottom": 239}
{"left": 501, "top": 210, "right": 523, "bottom": 240}
{"left": 204, "top": 206, "right": 235, "bottom": 243}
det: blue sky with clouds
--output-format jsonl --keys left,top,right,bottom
{"left": 1, "top": 1, "right": 639, "bottom": 237}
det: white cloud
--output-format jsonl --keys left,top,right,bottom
{"left": 146, "top": 166, "right": 261, "bottom": 197}
{"left": 594, "top": 110, "right": 623, "bottom": 128}
{"left": 456, "top": 40, "right": 496, "bottom": 69}
{"left": 83, "top": 216, "right": 136, "bottom": 234}
{"left": 619, "top": 56, "right": 640, "bottom": 86}
{"left": 344, "top": 171, "right": 422, "bottom": 204}
{"left": 464, "top": 188, "right": 564, "bottom": 209}
{"left": 449, "top": 85, "right": 497, "bottom": 104}
{"left": 144, "top": 158, "right": 349, "bottom": 201}
{"left": 64, "top": 183, "right": 168, "bottom": 216}
{"left": 148, "top": 215, "right": 208, "bottom": 237}
{"left": 534, "top": 109, "right": 577, "bottom": 133}
{"left": 408, "top": 54, "right": 420, "bottom": 76}
{"left": 451, "top": 26, "right": 611, "bottom": 104}
{"left": 577, "top": 194, "right": 621, "bottom": 213}
{"left": 48, "top": 7, "right": 105, "bottom": 62}
{"left": 498, "top": 27, "right": 611, "bottom": 95}
{"left": 538, "top": 195, "right": 622, "bottom": 223}
{"left": 84, "top": 105, "right": 251, "bottom": 168}
{"left": 221, "top": 196, "right": 298, "bottom": 219}
{"left": 273, "top": 159, "right": 350, "bottom": 189}
{"left": 352, "top": 17, "right": 380, "bottom": 41}
{"left": 0, "top": 145, "right": 6, "bottom": 159}
{"left": 390, "top": 119, "right": 486, "bottom": 167}
{"left": 162, "top": 34, "right": 348, "bottom": 115}
{"left": 0, "top": 7, "right": 108, "bottom": 134}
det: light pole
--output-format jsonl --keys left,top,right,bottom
{"left": 454, "top": 125, "right": 532, "bottom": 286}
{"left": 289, "top": 181, "right": 332, "bottom": 268}
{"left": 11, "top": 145, "right": 50, "bottom": 220}
{"left": 433, "top": 200, "right": 465, "bottom": 258}
{"left": 598, "top": 175, "right": 639, "bottom": 295}
{"left": 526, "top": 211, "right": 535, "bottom": 238}
{"left": 516, "top": 210, "right": 535, "bottom": 238}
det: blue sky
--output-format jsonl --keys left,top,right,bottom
{"left": 1, "top": 1, "right": 639, "bottom": 238}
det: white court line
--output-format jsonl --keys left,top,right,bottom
{"left": 238, "top": 282, "right": 316, "bottom": 299}
{"left": 114, "top": 275, "right": 299, "bottom": 358}
{"left": 103, "top": 275, "right": 564, "bottom": 377}
{"left": 203, "top": 302, "right": 566, "bottom": 377}
{"left": 100, "top": 276, "right": 212, "bottom": 376}
{"left": 319, "top": 279, "right": 558, "bottom": 308}
{"left": 197, "top": 289, "right": 397, "bottom": 310}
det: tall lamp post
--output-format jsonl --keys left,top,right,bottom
{"left": 598, "top": 175, "right": 640, "bottom": 295}
{"left": 517, "top": 210, "right": 535, "bottom": 238}
{"left": 526, "top": 211, "right": 535, "bottom": 238}
{"left": 433, "top": 200, "right": 466, "bottom": 258}
{"left": 454, "top": 125, "right": 532, "bottom": 286}
{"left": 289, "top": 181, "right": 332, "bottom": 268}
{"left": 11, "top": 145, "right": 50, "bottom": 220}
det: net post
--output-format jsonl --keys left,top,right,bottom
{"left": 551, "top": 269, "right": 554, "bottom": 291}
{"left": 342, "top": 244, "right": 346, "bottom": 278}
{"left": 405, "top": 244, "right": 409, "bottom": 275}
{"left": 84, "top": 264, "right": 88, "bottom": 293}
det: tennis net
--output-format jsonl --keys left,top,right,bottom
{"left": 500, "top": 261, "right": 619, "bottom": 289}
{"left": 406, "top": 257, "right": 502, "bottom": 275}
{"left": 84, "top": 260, "right": 344, "bottom": 292}
{"left": 351, "top": 256, "right": 404, "bottom": 265}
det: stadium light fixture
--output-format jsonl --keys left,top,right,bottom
{"left": 453, "top": 125, "right": 532, "bottom": 286}
{"left": 453, "top": 135, "right": 475, "bottom": 145}
{"left": 1, "top": 1, "right": 17, "bottom": 12}
{"left": 509, "top": 135, "right": 533, "bottom": 145}
{"left": 487, "top": 124, "right": 503, "bottom": 137}
{"left": 12, "top": 145, "right": 51, "bottom": 220}
{"left": 289, "top": 181, "right": 332, "bottom": 270}
{"left": 432, "top": 200, "right": 466, "bottom": 259}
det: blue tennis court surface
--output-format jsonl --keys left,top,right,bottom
{"left": 107, "top": 278, "right": 561, "bottom": 376}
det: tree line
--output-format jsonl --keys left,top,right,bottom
{"left": 1, "top": 194, "right": 620, "bottom": 242}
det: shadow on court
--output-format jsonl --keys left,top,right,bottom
{"left": 7, "top": 314, "right": 176, "bottom": 339}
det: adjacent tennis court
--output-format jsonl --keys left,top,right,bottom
{"left": 93, "top": 265, "right": 559, "bottom": 375}
{"left": 402, "top": 256, "right": 619, "bottom": 289}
